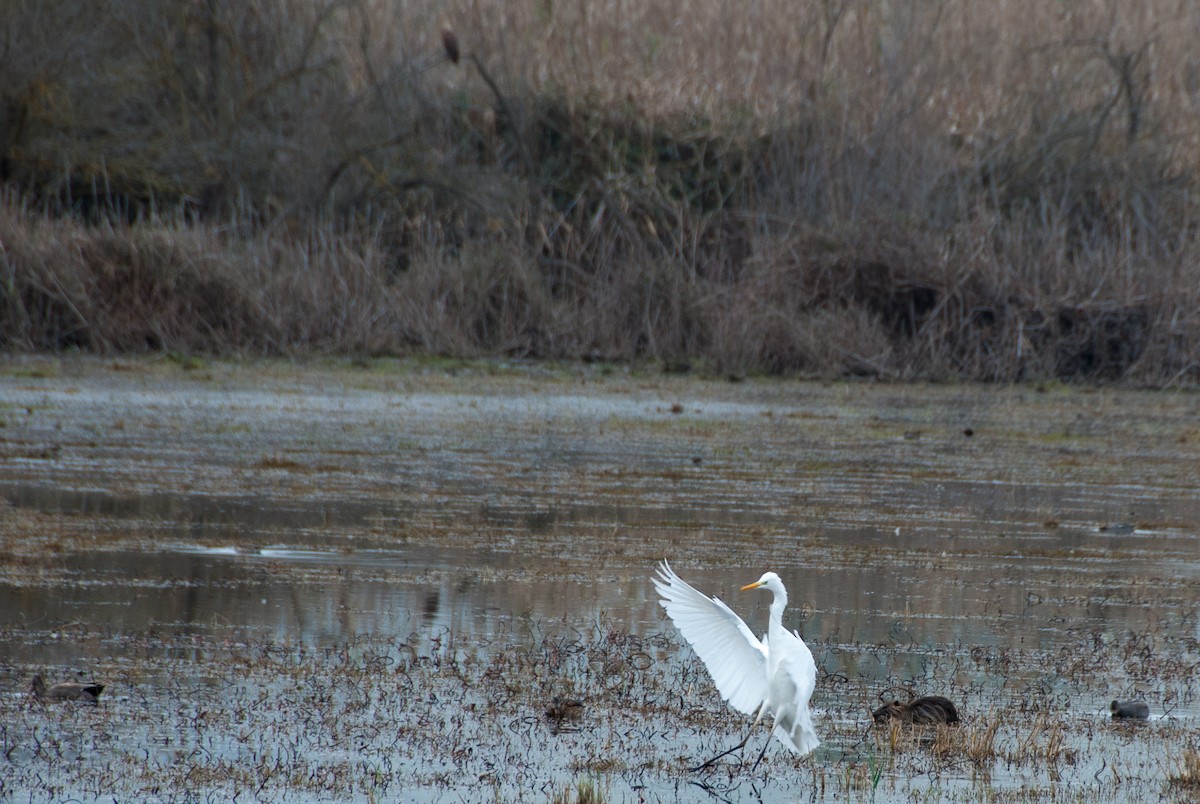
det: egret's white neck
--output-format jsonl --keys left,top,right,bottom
{"left": 770, "top": 587, "right": 788, "bottom": 626}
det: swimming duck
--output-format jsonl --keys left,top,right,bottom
{"left": 872, "top": 694, "right": 960, "bottom": 725}
{"left": 1110, "top": 699, "right": 1149, "bottom": 719}
{"left": 30, "top": 674, "right": 105, "bottom": 702}
{"left": 545, "top": 696, "right": 584, "bottom": 720}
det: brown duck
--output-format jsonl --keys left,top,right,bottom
{"left": 30, "top": 674, "right": 105, "bottom": 702}
{"left": 544, "top": 696, "right": 584, "bottom": 721}
{"left": 873, "top": 695, "right": 960, "bottom": 725}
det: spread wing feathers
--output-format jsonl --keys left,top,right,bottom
{"left": 653, "top": 560, "right": 768, "bottom": 715}
{"left": 764, "top": 629, "right": 820, "bottom": 756}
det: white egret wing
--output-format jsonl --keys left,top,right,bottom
{"left": 653, "top": 560, "right": 768, "bottom": 715}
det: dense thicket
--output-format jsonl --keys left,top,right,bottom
{"left": 3, "top": 0, "right": 1198, "bottom": 382}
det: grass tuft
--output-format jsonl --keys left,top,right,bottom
{"left": 551, "top": 776, "right": 609, "bottom": 804}
{"left": 1170, "top": 749, "right": 1200, "bottom": 789}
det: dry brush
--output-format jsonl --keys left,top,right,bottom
{"left": 4, "top": 0, "right": 1200, "bottom": 382}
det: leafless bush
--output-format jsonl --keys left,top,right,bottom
{"left": 4, "top": 0, "right": 1200, "bottom": 381}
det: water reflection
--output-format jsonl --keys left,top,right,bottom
{"left": 0, "top": 515, "right": 1193, "bottom": 667}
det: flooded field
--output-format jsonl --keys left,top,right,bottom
{"left": 2, "top": 356, "right": 1200, "bottom": 802}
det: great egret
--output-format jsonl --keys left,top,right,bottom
{"left": 29, "top": 674, "right": 104, "bottom": 702}
{"left": 872, "top": 695, "right": 960, "bottom": 725}
{"left": 653, "top": 559, "right": 819, "bottom": 770}
{"left": 1110, "top": 699, "right": 1150, "bottom": 719}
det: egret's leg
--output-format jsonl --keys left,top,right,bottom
{"left": 690, "top": 703, "right": 768, "bottom": 772}
{"left": 750, "top": 731, "right": 772, "bottom": 770}
{"left": 689, "top": 736, "right": 751, "bottom": 772}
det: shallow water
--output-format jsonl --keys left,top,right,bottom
{"left": 2, "top": 357, "right": 1200, "bottom": 801}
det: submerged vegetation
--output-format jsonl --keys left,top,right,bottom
{"left": 3, "top": 0, "right": 1200, "bottom": 382}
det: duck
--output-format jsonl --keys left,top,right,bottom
{"left": 30, "top": 674, "right": 105, "bottom": 702}
{"left": 544, "top": 696, "right": 584, "bottom": 721}
{"left": 872, "top": 694, "right": 960, "bottom": 725}
{"left": 1110, "top": 699, "right": 1149, "bottom": 720}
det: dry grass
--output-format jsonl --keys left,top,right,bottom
{"left": 1170, "top": 748, "right": 1200, "bottom": 789}
{"left": 4, "top": 0, "right": 1200, "bottom": 381}
{"left": 551, "top": 776, "right": 609, "bottom": 804}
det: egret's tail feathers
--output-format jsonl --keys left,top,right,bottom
{"left": 773, "top": 706, "right": 820, "bottom": 757}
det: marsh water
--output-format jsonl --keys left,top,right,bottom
{"left": 2, "top": 357, "right": 1200, "bottom": 801}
